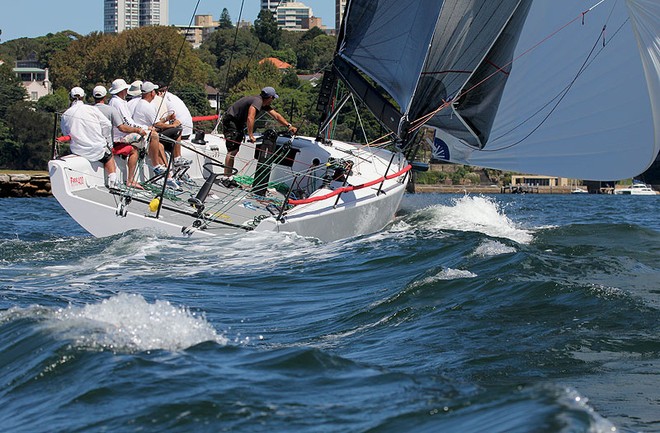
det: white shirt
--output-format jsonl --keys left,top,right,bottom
{"left": 61, "top": 100, "right": 111, "bottom": 161}
{"left": 151, "top": 95, "right": 170, "bottom": 124}
{"left": 132, "top": 98, "right": 159, "bottom": 129}
{"left": 164, "top": 92, "right": 193, "bottom": 137}
{"left": 108, "top": 95, "right": 138, "bottom": 140}
{"left": 127, "top": 97, "right": 140, "bottom": 115}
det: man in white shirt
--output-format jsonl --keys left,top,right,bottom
{"left": 108, "top": 78, "right": 167, "bottom": 172}
{"left": 132, "top": 81, "right": 190, "bottom": 168}
{"left": 127, "top": 80, "right": 142, "bottom": 113}
{"left": 61, "top": 87, "right": 118, "bottom": 188}
{"left": 93, "top": 85, "right": 148, "bottom": 189}
{"left": 158, "top": 84, "right": 194, "bottom": 140}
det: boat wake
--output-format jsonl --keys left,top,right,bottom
{"left": 404, "top": 195, "right": 533, "bottom": 244}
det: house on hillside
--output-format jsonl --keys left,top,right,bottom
{"left": 297, "top": 72, "right": 323, "bottom": 87}
{"left": 259, "top": 57, "right": 293, "bottom": 71}
{"left": 13, "top": 58, "right": 52, "bottom": 101}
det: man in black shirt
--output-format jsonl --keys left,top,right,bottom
{"left": 221, "top": 87, "right": 297, "bottom": 188}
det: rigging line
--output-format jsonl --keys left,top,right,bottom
{"left": 223, "top": 0, "right": 246, "bottom": 98}
{"left": 152, "top": 0, "right": 203, "bottom": 125}
{"left": 483, "top": 18, "right": 629, "bottom": 152}
{"left": 407, "top": 4, "right": 606, "bottom": 136}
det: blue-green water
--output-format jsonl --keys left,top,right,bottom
{"left": 0, "top": 194, "right": 658, "bottom": 432}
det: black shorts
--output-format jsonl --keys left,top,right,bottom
{"left": 159, "top": 126, "right": 183, "bottom": 152}
{"left": 99, "top": 151, "right": 113, "bottom": 164}
{"left": 222, "top": 116, "right": 245, "bottom": 153}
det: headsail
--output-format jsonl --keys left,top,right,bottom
{"left": 333, "top": 0, "right": 660, "bottom": 180}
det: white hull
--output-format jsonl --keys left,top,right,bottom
{"left": 614, "top": 184, "right": 657, "bottom": 195}
{"left": 49, "top": 134, "right": 409, "bottom": 242}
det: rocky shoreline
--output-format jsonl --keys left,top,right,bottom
{"left": 0, "top": 174, "right": 52, "bottom": 198}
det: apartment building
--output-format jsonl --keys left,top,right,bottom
{"left": 104, "top": 0, "right": 168, "bottom": 34}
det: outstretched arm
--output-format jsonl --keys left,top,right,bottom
{"left": 268, "top": 110, "right": 298, "bottom": 134}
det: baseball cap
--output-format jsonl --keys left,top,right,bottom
{"left": 92, "top": 85, "right": 107, "bottom": 98}
{"left": 128, "top": 80, "right": 143, "bottom": 97}
{"left": 141, "top": 81, "right": 159, "bottom": 93}
{"left": 109, "top": 78, "right": 130, "bottom": 94}
{"left": 261, "top": 86, "right": 279, "bottom": 99}
{"left": 70, "top": 87, "right": 85, "bottom": 98}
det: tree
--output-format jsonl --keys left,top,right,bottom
{"left": 272, "top": 48, "right": 297, "bottom": 67}
{"left": 172, "top": 83, "right": 211, "bottom": 117}
{"left": 0, "top": 64, "right": 27, "bottom": 119}
{"left": 35, "top": 87, "right": 69, "bottom": 113}
{"left": 50, "top": 27, "right": 209, "bottom": 92}
{"left": 200, "top": 28, "right": 272, "bottom": 91}
{"left": 253, "top": 9, "right": 281, "bottom": 50}
{"left": 0, "top": 31, "right": 80, "bottom": 69}
{"left": 300, "top": 27, "right": 325, "bottom": 43}
{"left": 219, "top": 8, "right": 233, "bottom": 29}
{"left": 6, "top": 101, "right": 53, "bottom": 169}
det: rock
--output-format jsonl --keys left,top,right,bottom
{"left": 10, "top": 174, "right": 31, "bottom": 182}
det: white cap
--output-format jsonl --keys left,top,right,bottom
{"left": 92, "top": 85, "right": 107, "bottom": 98}
{"left": 109, "top": 78, "right": 130, "bottom": 95}
{"left": 128, "top": 80, "right": 143, "bottom": 97}
{"left": 70, "top": 87, "right": 85, "bottom": 98}
{"left": 141, "top": 81, "right": 159, "bottom": 93}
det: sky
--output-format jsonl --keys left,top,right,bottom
{"left": 0, "top": 0, "right": 336, "bottom": 43}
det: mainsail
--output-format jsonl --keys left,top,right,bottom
{"left": 332, "top": 0, "right": 660, "bottom": 180}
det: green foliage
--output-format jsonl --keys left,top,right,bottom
{"left": 0, "top": 63, "right": 27, "bottom": 118}
{"left": 200, "top": 28, "right": 272, "bottom": 91}
{"left": 296, "top": 34, "right": 335, "bottom": 72}
{"left": 35, "top": 87, "right": 69, "bottom": 113}
{"left": 271, "top": 48, "right": 297, "bottom": 67}
{"left": 49, "top": 27, "right": 208, "bottom": 92}
{"left": 228, "top": 61, "right": 281, "bottom": 101}
{"left": 0, "top": 120, "right": 22, "bottom": 169}
{"left": 219, "top": 8, "right": 233, "bottom": 29}
{"left": 0, "top": 31, "right": 80, "bottom": 68}
{"left": 3, "top": 101, "right": 53, "bottom": 169}
{"left": 450, "top": 166, "right": 471, "bottom": 185}
{"left": 281, "top": 68, "right": 300, "bottom": 88}
{"left": 299, "top": 27, "right": 326, "bottom": 43}
{"left": 253, "top": 9, "right": 281, "bottom": 50}
{"left": 171, "top": 83, "right": 211, "bottom": 117}
{"left": 415, "top": 170, "right": 447, "bottom": 184}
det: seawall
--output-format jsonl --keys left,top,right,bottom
{"left": 0, "top": 174, "right": 52, "bottom": 198}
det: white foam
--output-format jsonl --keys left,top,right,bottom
{"left": 418, "top": 195, "right": 533, "bottom": 244}
{"left": 473, "top": 240, "right": 518, "bottom": 256}
{"left": 410, "top": 268, "right": 477, "bottom": 288}
{"left": 46, "top": 293, "right": 226, "bottom": 352}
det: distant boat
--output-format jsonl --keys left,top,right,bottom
{"left": 614, "top": 182, "right": 657, "bottom": 195}
{"left": 570, "top": 179, "right": 588, "bottom": 194}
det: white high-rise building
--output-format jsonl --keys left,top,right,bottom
{"left": 140, "top": 0, "right": 168, "bottom": 28}
{"left": 260, "top": 0, "right": 281, "bottom": 17}
{"left": 104, "top": 0, "right": 168, "bottom": 34}
{"left": 276, "top": 1, "right": 312, "bottom": 31}
{"left": 336, "top": 0, "right": 347, "bottom": 30}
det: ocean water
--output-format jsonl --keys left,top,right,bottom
{"left": 0, "top": 194, "right": 658, "bottom": 433}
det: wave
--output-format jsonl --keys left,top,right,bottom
{"left": 403, "top": 195, "right": 534, "bottom": 244}
{"left": 1, "top": 293, "right": 226, "bottom": 353}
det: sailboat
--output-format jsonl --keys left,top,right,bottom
{"left": 48, "top": 0, "right": 659, "bottom": 241}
